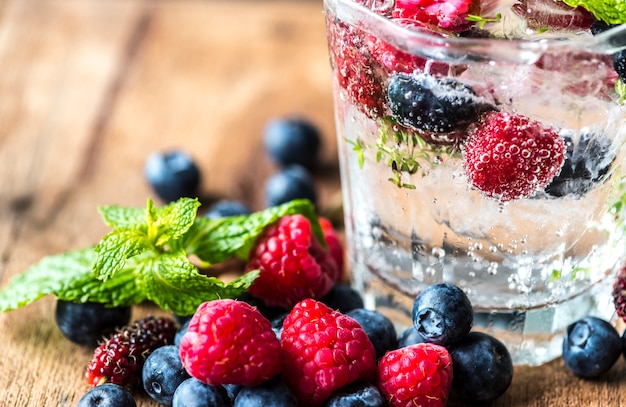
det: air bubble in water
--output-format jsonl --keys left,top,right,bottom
{"left": 555, "top": 229, "right": 563, "bottom": 237}
{"left": 432, "top": 247, "right": 445, "bottom": 259}
{"left": 488, "top": 262, "right": 499, "bottom": 275}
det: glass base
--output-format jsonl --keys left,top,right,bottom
{"left": 354, "top": 262, "right": 616, "bottom": 366}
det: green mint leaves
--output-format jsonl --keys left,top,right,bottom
{"left": 0, "top": 198, "right": 321, "bottom": 316}
{"left": 562, "top": 0, "right": 626, "bottom": 25}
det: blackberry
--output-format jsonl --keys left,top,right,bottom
{"left": 55, "top": 300, "right": 131, "bottom": 346}
{"left": 84, "top": 315, "right": 177, "bottom": 387}
{"left": 172, "top": 378, "right": 230, "bottom": 407}
{"left": 325, "top": 382, "right": 386, "bottom": 407}
{"left": 142, "top": 345, "right": 190, "bottom": 405}
{"left": 347, "top": 308, "right": 398, "bottom": 358}
{"left": 264, "top": 165, "right": 317, "bottom": 209}
{"left": 233, "top": 378, "right": 298, "bottom": 407}
{"left": 412, "top": 283, "right": 473, "bottom": 346}
{"left": 77, "top": 384, "right": 136, "bottom": 407}
{"left": 263, "top": 116, "right": 322, "bottom": 169}
{"left": 613, "top": 266, "right": 626, "bottom": 323}
{"left": 449, "top": 331, "right": 513, "bottom": 404}
{"left": 387, "top": 73, "right": 492, "bottom": 133}
{"left": 544, "top": 131, "right": 615, "bottom": 198}
{"left": 144, "top": 150, "right": 201, "bottom": 203}
{"left": 562, "top": 316, "right": 622, "bottom": 378}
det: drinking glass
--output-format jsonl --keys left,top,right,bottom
{"left": 324, "top": 0, "right": 626, "bottom": 365}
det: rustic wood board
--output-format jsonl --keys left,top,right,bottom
{"left": 0, "top": 0, "right": 625, "bottom": 406}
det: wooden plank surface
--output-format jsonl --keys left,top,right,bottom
{"left": 0, "top": 0, "right": 625, "bottom": 406}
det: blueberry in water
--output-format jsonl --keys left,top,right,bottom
{"left": 233, "top": 378, "right": 297, "bottom": 407}
{"left": 144, "top": 150, "right": 201, "bottom": 202}
{"left": 55, "top": 300, "right": 131, "bottom": 346}
{"left": 544, "top": 131, "right": 615, "bottom": 197}
{"left": 142, "top": 345, "right": 190, "bottom": 405}
{"left": 172, "top": 378, "right": 230, "bottom": 407}
{"left": 319, "top": 283, "right": 365, "bottom": 314}
{"left": 387, "top": 73, "right": 493, "bottom": 133}
{"left": 449, "top": 331, "right": 513, "bottom": 404}
{"left": 264, "top": 164, "right": 317, "bottom": 208}
{"left": 325, "top": 382, "right": 386, "bottom": 407}
{"left": 347, "top": 308, "right": 398, "bottom": 358}
{"left": 204, "top": 199, "right": 251, "bottom": 219}
{"left": 397, "top": 326, "right": 425, "bottom": 348}
{"left": 77, "top": 383, "right": 136, "bottom": 407}
{"left": 412, "top": 282, "right": 473, "bottom": 346}
{"left": 562, "top": 316, "right": 621, "bottom": 378}
{"left": 263, "top": 116, "right": 321, "bottom": 169}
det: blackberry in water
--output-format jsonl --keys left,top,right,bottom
{"left": 387, "top": 72, "right": 493, "bottom": 133}
{"left": 544, "top": 131, "right": 615, "bottom": 198}
{"left": 55, "top": 300, "right": 131, "bottom": 346}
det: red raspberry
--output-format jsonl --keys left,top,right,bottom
{"left": 393, "top": 0, "right": 477, "bottom": 33}
{"left": 178, "top": 299, "right": 281, "bottom": 386}
{"left": 84, "top": 316, "right": 177, "bottom": 387}
{"left": 326, "top": 17, "right": 385, "bottom": 119}
{"left": 463, "top": 111, "right": 565, "bottom": 202}
{"left": 246, "top": 214, "right": 340, "bottom": 309}
{"left": 280, "top": 299, "right": 377, "bottom": 406}
{"left": 613, "top": 266, "right": 626, "bottom": 323}
{"left": 319, "top": 216, "right": 345, "bottom": 279}
{"left": 378, "top": 343, "right": 453, "bottom": 407}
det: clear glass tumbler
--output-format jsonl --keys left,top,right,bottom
{"left": 324, "top": 0, "right": 626, "bottom": 365}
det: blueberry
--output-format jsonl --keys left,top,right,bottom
{"left": 144, "top": 150, "right": 201, "bottom": 203}
{"left": 412, "top": 283, "right": 473, "bottom": 346}
{"left": 264, "top": 165, "right": 317, "bottom": 208}
{"left": 544, "top": 131, "right": 615, "bottom": 198}
{"left": 263, "top": 117, "right": 321, "bottom": 169}
{"left": 205, "top": 199, "right": 251, "bottom": 219}
{"left": 77, "top": 383, "right": 136, "bottom": 407}
{"left": 562, "top": 316, "right": 621, "bottom": 378}
{"left": 223, "top": 384, "right": 243, "bottom": 403}
{"left": 449, "top": 331, "right": 513, "bottom": 404}
{"left": 172, "top": 378, "right": 230, "bottom": 407}
{"left": 55, "top": 300, "right": 131, "bottom": 346}
{"left": 387, "top": 73, "right": 492, "bottom": 133}
{"left": 397, "top": 326, "right": 425, "bottom": 349}
{"left": 270, "top": 312, "right": 289, "bottom": 341}
{"left": 319, "top": 283, "right": 365, "bottom": 314}
{"left": 325, "top": 382, "right": 386, "bottom": 407}
{"left": 590, "top": 22, "right": 626, "bottom": 82}
{"left": 233, "top": 378, "right": 297, "bottom": 407}
{"left": 347, "top": 308, "right": 398, "bottom": 358}
{"left": 142, "top": 345, "right": 190, "bottom": 405}
{"left": 174, "top": 319, "right": 191, "bottom": 348}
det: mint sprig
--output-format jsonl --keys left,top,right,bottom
{"left": 562, "top": 0, "right": 626, "bottom": 25}
{"left": 0, "top": 198, "right": 321, "bottom": 316}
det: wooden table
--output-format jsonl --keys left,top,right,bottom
{"left": 0, "top": 0, "right": 625, "bottom": 406}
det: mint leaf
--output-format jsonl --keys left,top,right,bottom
{"left": 0, "top": 248, "right": 144, "bottom": 312}
{"left": 0, "top": 197, "right": 318, "bottom": 315}
{"left": 185, "top": 199, "right": 323, "bottom": 264}
{"left": 562, "top": 0, "right": 626, "bottom": 24}
{"left": 139, "top": 249, "right": 258, "bottom": 315}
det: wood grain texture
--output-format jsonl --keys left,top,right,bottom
{"left": 0, "top": 1, "right": 624, "bottom": 406}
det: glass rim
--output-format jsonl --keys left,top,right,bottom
{"left": 324, "top": 0, "right": 626, "bottom": 64}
